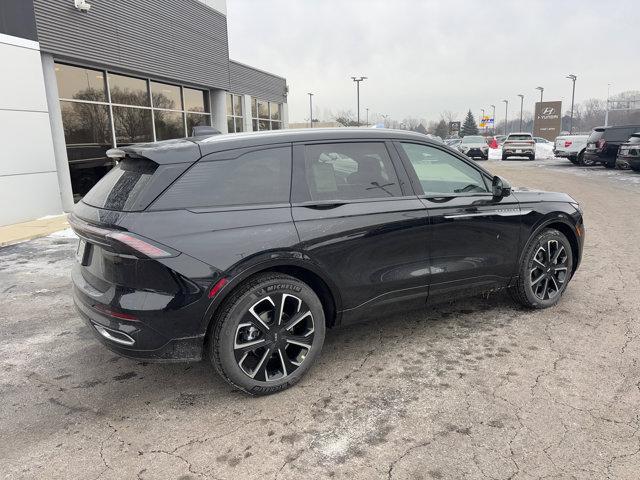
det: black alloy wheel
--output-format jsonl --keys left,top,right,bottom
{"left": 210, "top": 273, "right": 325, "bottom": 395}
{"left": 511, "top": 228, "right": 573, "bottom": 309}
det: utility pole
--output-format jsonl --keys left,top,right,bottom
{"left": 366, "top": 107, "right": 369, "bottom": 126}
{"left": 566, "top": 74, "right": 577, "bottom": 133}
{"left": 605, "top": 83, "right": 612, "bottom": 126}
{"left": 502, "top": 99, "right": 509, "bottom": 136}
{"left": 490, "top": 104, "right": 496, "bottom": 134}
{"left": 517, "top": 94, "right": 524, "bottom": 131}
{"left": 381, "top": 114, "right": 389, "bottom": 128}
{"left": 307, "top": 92, "right": 313, "bottom": 128}
{"left": 351, "top": 76, "right": 367, "bottom": 126}
{"left": 536, "top": 86, "right": 544, "bottom": 103}
{"left": 481, "top": 108, "right": 485, "bottom": 133}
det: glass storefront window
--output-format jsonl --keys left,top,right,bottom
{"left": 251, "top": 97, "right": 283, "bottom": 131}
{"left": 113, "top": 106, "right": 153, "bottom": 144}
{"left": 60, "top": 101, "right": 112, "bottom": 158}
{"left": 227, "top": 93, "right": 245, "bottom": 133}
{"left": 55, "top": 64, "right": 107, "bottom": 102}
{"left": 233, "top": 95, "right": 243, "bottom": 116}
{"left": 187, "top": 113, "right": 211, "bottom": 135}
{"left": 257, "top": 99, "right": 269, "bottom": 119}
{"left": 184, "top": 88, "right": 207, "bottom": 112}
{"left": 271, "top": 121, "right": 282, "bottom": 130}
{"left": 151, "top": 81, "right": 182, "bottom": 110}
{"left": 155, "top": 110, "right": 185, "bottom": 141}
{"left": 270, "top": 102, "right": 281, "bottom": 121}
{"left": 109, "top": 73, "right": 150, "bottom": 106}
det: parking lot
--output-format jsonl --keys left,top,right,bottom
{"left": 1, "top": 157, "right": 639, "bottom": 480}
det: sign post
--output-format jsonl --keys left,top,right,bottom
{"left": 533, "top": 101, "right": 562, "bottom": 141}
{"left": 449, "top": 121, "right": 461, "bottom": 137}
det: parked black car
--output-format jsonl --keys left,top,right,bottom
{"left": 615, "top": 132, "right": 640, "bottom": 171}
{"left": 70, "top": 129, "right": 584, "bottom": 395}
{"left": 584, "top": 125, "right": 640, "bottom": 168}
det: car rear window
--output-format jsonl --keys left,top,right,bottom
{"left": 152, "top": 146, "right": 291, "bottom": 209}
{"left": 507, "top": 134, "right": 532, "bottom": 141}
{"left": 588, "top": 129, "right": 605, "bottom": 142}
{"left": 82, "top": 158, "right": 158, "bottom": 211}
{"left": 629, "top": 135, "right": 640, "bottom": 144}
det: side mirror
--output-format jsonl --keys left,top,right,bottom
{"left": 492, "top": 176, "right": 511, "bottom": 198}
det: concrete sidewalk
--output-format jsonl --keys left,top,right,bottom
{"left": 0, "top": 214, "right": 68, "bottom": 247}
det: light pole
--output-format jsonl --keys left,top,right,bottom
{"left": 381, "top": 114, "right": 389, "bottom": 128}
{"left": 481, "top": 108, "right": 485, "bottom": 132}
{"left": 517, "top": 94, "right": 524, "bottom": 131}
{"left": 307, "top": 92, "right": 313, "bottom": 128}
{"left": 490, "top": 104, "right": 496, "bottom": 134}
{"left": 351, "top": 76, "right": 367, "bottom": 126}
{"left": 366, "top": 107, "right": 369, "bottom": 126}
{"left": 502, "top": 99, "right": 509, "bottom": 135}
{"left": 566, "top": 74, "right": 577, "bottom": 133}
{"left": 536, "top": 86, "right": 544, "bottom": 103}
{"left": 605, "top": 83, "right": 612, "bottom": 126}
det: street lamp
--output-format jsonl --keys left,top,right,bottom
{"left": 351, "top": 76, "right": 367, "bottom": 126}
{"left": 307, "top": 92, "right": 314, "bottom": 128}
{"left": 502, "top": 99, "right": 509, "bottom": 135}
{"left": 535, "top": 86, "right": 544, "bottom": 103}
{"left": 366, "top": 107, "right": 369, "bottom": 126}
{"left": 381, "top": 114, "right": 389, "bottom": 128}
{"left": 490, "top": 104, "right": 496, "bottom": 134}
{"left": 517, "top": 94, "right": 524, "bottom": 131}
{"left": 566, "top": 74, "right": 577, "bottom": 133}
{"left": 481, "top": 108, "right": 485, "bottom": 132}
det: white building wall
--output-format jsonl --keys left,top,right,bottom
{"left": 0, "top": 33, "right": 62, "bottom": 226}
{"left": 197, "top": 0, "right": 227, "bottom": 16}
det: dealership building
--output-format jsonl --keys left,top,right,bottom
{"left": 0, "top": 0, "right": 288, "bottom": 226}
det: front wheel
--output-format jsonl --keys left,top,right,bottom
{"left": 209, "top": 273, "right": 326, "bottom": 395}
{"left": 510, "top": 229, "right": 573, "bottom": 309}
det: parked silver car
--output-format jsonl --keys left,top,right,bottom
{"left": 502, "top": 133, "right": 536, "bottom": 160}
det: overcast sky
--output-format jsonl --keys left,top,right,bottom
{"left": 227, "top": 0, "right": 638, "bottom": 124}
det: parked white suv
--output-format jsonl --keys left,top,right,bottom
{"left": 502, "top": 133, "right": 536, "bottom": 160}
{"left": 554, "top": 134, "right": 589, "bottom": 165}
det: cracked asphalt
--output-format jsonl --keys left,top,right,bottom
{"left": 1, "top": 158, "right": 639, "bottom": 479}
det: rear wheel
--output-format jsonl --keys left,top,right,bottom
{"left": 209, "top": 273, "right": 326, "bottom": 395}
{"left": 510, "top": 229, "right": 573, "bottom": 309}
{"left": 568, "top": 155, "right": 579, "bottom": 165}
{"left": 501, "top": 154, "right": 507, "bottom": 160}
{"left": 604, "top": 158, "right": 616, "bottom": 169}
{"left": 530, "top": 154, "right": 536, "bottom": 161}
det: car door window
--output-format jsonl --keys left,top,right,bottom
{"left": 304, "top": 143, "right": 401, "bottom": 200}
{"left": 400, "top": 142, "right": 488, "bottom": 195}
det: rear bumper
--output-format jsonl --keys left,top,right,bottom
{"left": 503, "top": 147, "right": 535, "bottom": 156}
{"left": 554, "top": 151, "right": 574, "bottom": 158}
{"left": 463, "top": 148, "right": 488, "bottom": 158}
{"left": 617, "top": 155, "right": 640, "bottom": 168}
{"left": 583, "top": 151, "right": 610, "bottom": 165}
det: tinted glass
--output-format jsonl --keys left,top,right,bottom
{"left": 154, "top": 110, "right": 184, "bottom": 140}
{"left": 304, "top": 143, "right": 401, "bottom": 201}
{"left": 153, "top": 147, "right": 291, "bottom": 209}
{"left": 227, "top": 117, "right": 235, "bottom": 133}
{"left": 226, "top": 93, "right": 233, "bottom": 116}
{"left": 235, "top": 118, "right": 244, "bottom": 133}
{"left": 252, "top": 98, "right": 258, "bottom": 118}
{"left": 258, "top": 119, "right": 270, "bottom": 131}
{"left": 507, "top": 134, "right": 532, "bottom": 141}
{"left": 628, "top": 136, "right": 640, "bottom": 144}
{"left": 82, "top": 158, "right": 158, "bottom": 211}
{"left": 233, "top": 95, "right": 243, "bottom": 116}
{"left": 112, "top": 106, "right": 153, "bottom": 144}
{"left": 462, "top": 136, "right": 485, "bottom": 143}
{"left": 184, "top": 88, "right": 207, "bottom": 112}
{"left": 151, "top": 81, "right": 182, "bottom": 110}
{"left": 55, "top": 63, "right": 107, "bottom": 101}
{"left": 401, "top": 143, "right": 488, "bottom": 195}
{"left": 257, "top": 99, "right": 269, "bottom": 118}
{"left": 109, "top": 74, "right": 149, "bottom": 106}
{"left": 271, "top": 121, "right": 281, "bottom": 130}
{"left": 187, "top": 113, "right": 210, "bottom": 135}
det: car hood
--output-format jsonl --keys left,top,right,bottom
{"left": 511, "top": 187, "right": 576, "bottom": 204}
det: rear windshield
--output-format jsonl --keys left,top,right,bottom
{"left": 507, "top": 134, "right": 532, "bottom": 141}
{"left": 461, "top": 136, "right": 485, "bottom": 143}
{"left": 588, "top": 129, "right": 605, "bottom": 142}
{"left": 82, "top": 158, "right": 157, "bottom": 211}
{"left": 629, "top": 136, "right": 640, "bottom": 144}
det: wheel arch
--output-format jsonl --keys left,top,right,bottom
{"left": 201, "top": 259, "right": 342, "bottom": 345}
{"left": 521, "top": 215, "right": 580, "bottom": 276}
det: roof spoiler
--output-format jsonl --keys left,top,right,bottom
{"left": 105, "top": 139, "right": 202, "bottom": 164}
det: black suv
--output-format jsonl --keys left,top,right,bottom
{"left": 584, "top": 124, "right": 640, "bottom": 168}
{"left": 70, "top": 129, "right": 584, "bottom": 395}
{"left": 615, "top": 132, "right": 640, "bottom": 171}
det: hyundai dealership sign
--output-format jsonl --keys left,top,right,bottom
{"left": 534, "top": 101, "right": 562, "bottom": 141}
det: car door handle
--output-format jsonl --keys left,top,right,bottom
{"left": 301, "top": 202, "right": 346, "bottom": 210}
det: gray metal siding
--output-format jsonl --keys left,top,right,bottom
{"left": 0, "top": 0, "right": 38, "bottom": 41}
{"left": 33, "top": 0, "right": 230, "bottom": 90}
{"left": 229, "top": 61, "right": 287, "bottom": 103}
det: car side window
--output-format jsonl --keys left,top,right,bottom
{"left": 152, "top": 146, "right": 291, "bottom": 209}
{"left": 400, "top": 143, "right": 488, "bottom": 195}
{"left": 304, "top": 143, "right": 401, "bottom": 200}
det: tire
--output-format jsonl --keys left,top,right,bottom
{"left": 209, "top": 272, "right": 326, "bottom": 395}
{"left": 501, "top": 154, "right": 507, "bottom": 160}
{"left": 530, "top": 155, "right": 536, "bottom": 161}
{"left": 568, "top": 155, "right": 579, "bottom": 165}
{"left": 631, "top": 165, "right": 640, "bottom": 172}
{"left": 604, "top": 158, "right": 616, "bottom": 169}
{"left": 510, "top": 228, "right": 573, "bottom": 309}
{"left": 578, "top": 150, "right": 594, "bottom": 166}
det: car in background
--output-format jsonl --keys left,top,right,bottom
{"left": 446, "top": 138, "right": 462, "bottom": 149}
{"left": 486, "top": 136, "right": 499, "bottom": 149}
{"left": 495, "top": 135, "right": 507, "bottom": 145}
{"left": 458, "top": 135, "right": 489, "bottom": 159}
{"left": 584, "top": 124, "right": 640, "bottom": 168}
{"left": 69, "top": 128, "right": 584, "bottom": 394}
{"left": 615, "top": 132, "right": 640, "bottom": 171}
{"left": 502, "top": 133, "right": 536, "bottom": 160}
{"left": 534, "top": 137, "right": 552, "bottom": 145}
{"left": 554, "top": 134, "right": 589, "bottom": 165}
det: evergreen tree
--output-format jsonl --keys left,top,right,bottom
{"left": 461, "top": 110, "right": 479, "bottom": 136}
{"left": 434, "top": 119, "right": 448, "bottom": 138}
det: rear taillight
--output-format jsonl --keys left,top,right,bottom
{"left": 564, "top": 141, "right": 573, "bottom": 148}
{"left": 596, "top": 139, "right": 607, "bottom": 150}
{"left": 92, "top": 304, "right": 139, "bottom": 321}
{"left": 108, "top": 232, "right": 175, "bottom": 258}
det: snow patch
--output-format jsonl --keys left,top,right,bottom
{"left": 48, "top": 228, "right": 77, "bottom": 239}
